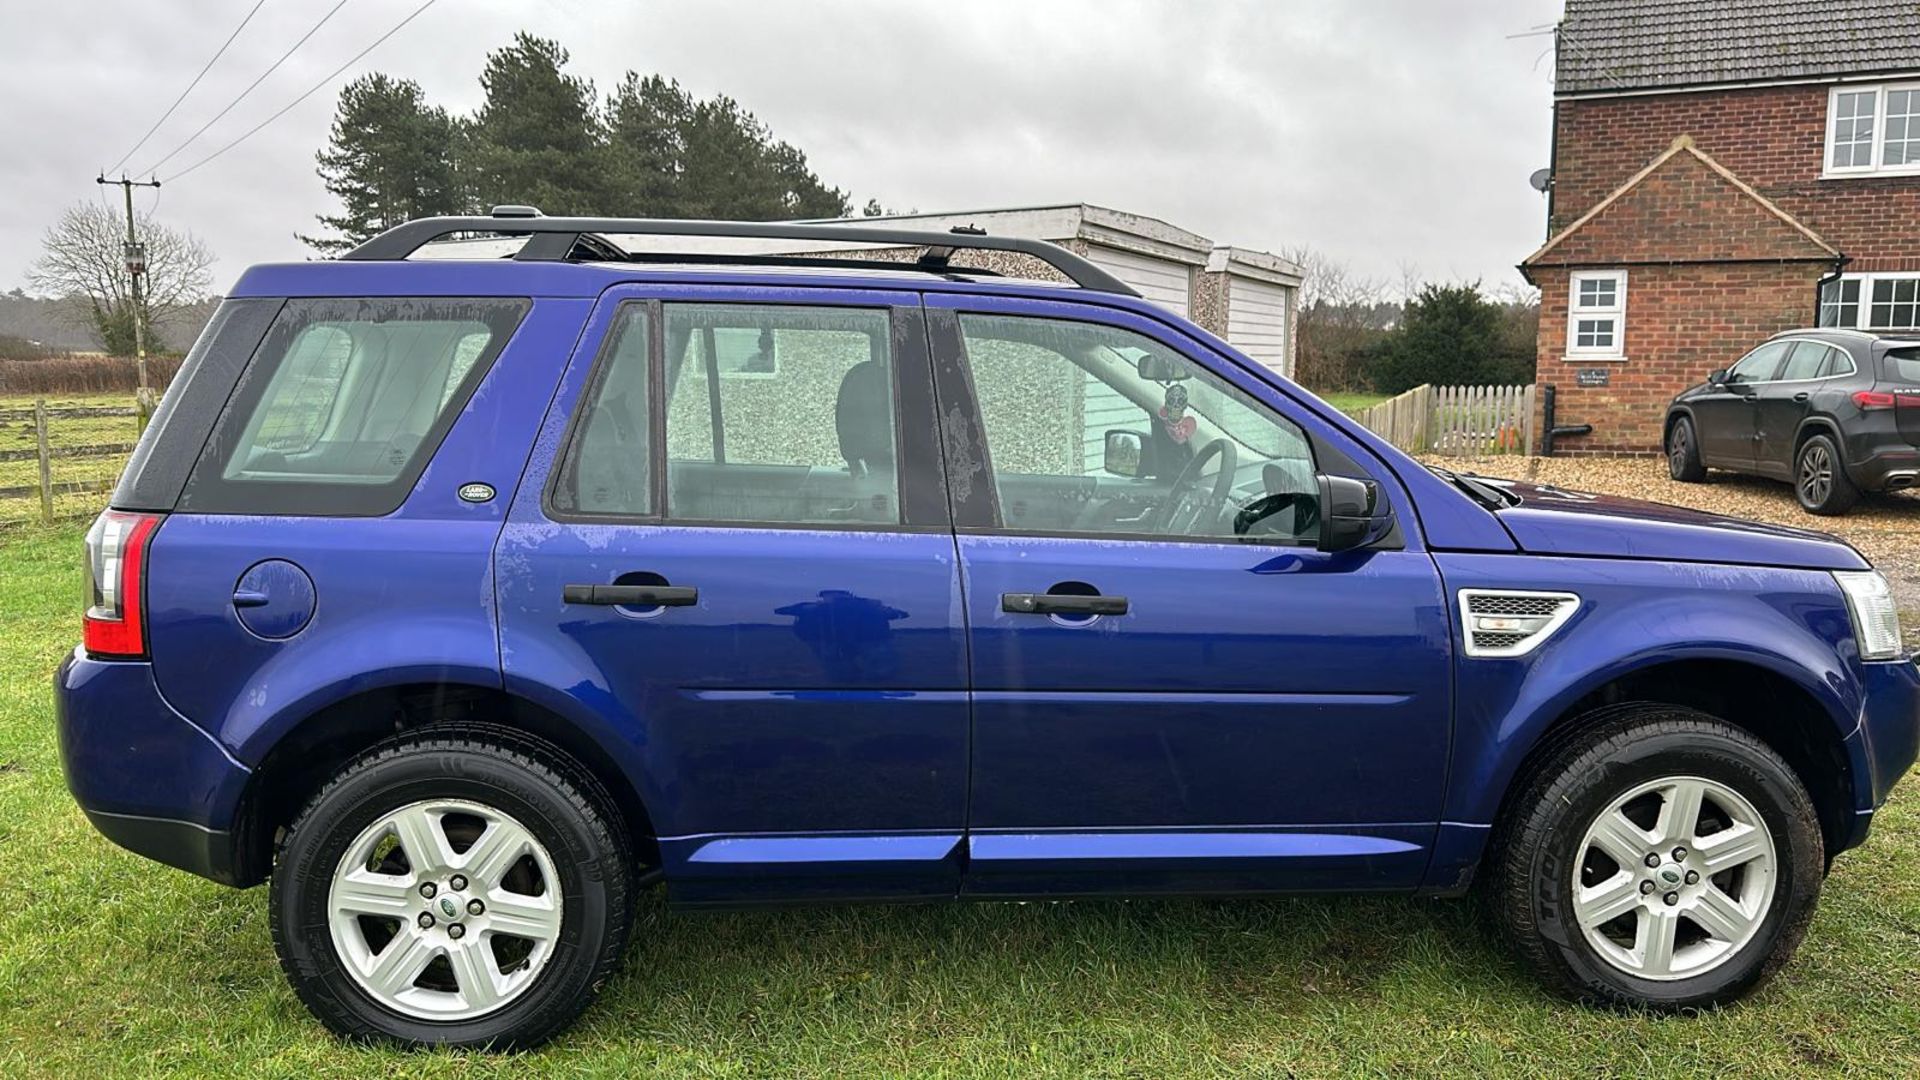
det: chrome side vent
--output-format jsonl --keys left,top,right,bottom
{"left": 1459, "top": 589, "right": 1581, "bottom": 658}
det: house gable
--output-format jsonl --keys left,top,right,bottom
{"left": 1524, "top": 136, "right": 1838, "bottom": 274}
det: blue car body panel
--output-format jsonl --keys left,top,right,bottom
{"left": 51, "top": 258, "right": 1920, "bottom": 905}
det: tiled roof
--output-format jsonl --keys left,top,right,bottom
{"left": 1556, "top": 0, "right": 1920, "bottom": 95}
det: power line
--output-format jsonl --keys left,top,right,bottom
{"left": 162, "top": 0, "right": 440, "bottom": 184}
{"left": 137, "top": 0, "right": 352, "bottom": 178}
{"left": 105, "top": 0, "right": 272, "bottom": 177}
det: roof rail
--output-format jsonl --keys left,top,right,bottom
{"left": 341, "top": 209, "right": 1142, "bottom": 297}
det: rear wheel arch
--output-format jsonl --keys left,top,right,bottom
{"left": 1792, "top": 416, "right": 1842, "bottom": 458}
{"left": 1489, "top": 658, "right": 1855, "bottom": 865}
{"left": 232, "top": 684, "right": 659, "bottom": 886}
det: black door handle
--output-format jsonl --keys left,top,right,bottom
{"left": 1002, "top": 592, "right": 1128, "bottom": 616}
{"left": 1793, "top": 392, "right": 1810, "bottom": 402}
{"left": 562, "top": 583, "right": 699, "bottom": 606}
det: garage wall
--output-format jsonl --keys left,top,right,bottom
{"left": 1080, "top": 245, "right": 1196, "bottom": 472}
{"left": 1227, "top": 277, "right": 1292, "bottom": 378}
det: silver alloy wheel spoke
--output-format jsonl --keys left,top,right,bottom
{"left": 1570, "top": 774, "right": 1778, "bottom": 982}
{"left": 326, "top": 798, "right": 564, "bottom": 1021}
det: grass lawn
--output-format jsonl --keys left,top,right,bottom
{"left": 4, "top": 525, "right": 1920, "bottom": 1077}
{"left": 1313, "top": 391, "right": 1390, "bottom": 414}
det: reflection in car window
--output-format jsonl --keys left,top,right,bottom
{"left": 958, "top": 313, "right": 1317, "bottom": 544}
{"left": 1729, "top": 341, "right": 1791, "bottom": 383}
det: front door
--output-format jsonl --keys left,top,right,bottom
{"left": 496, "top": 287, "right": 969, "bottom": 905}
{"left": 927, "top": 296, "right": 1453, "bottom": 897}
{"left": 1695, "top": 340, "right": 1790, "bottom": 469}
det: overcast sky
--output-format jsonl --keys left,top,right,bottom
{"left": 0, "top": 0, "right": 1565, "bottom": 296}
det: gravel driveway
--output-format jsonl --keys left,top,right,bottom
{"left": 1435, "top": 455, "right": 1920, "bottom": 632}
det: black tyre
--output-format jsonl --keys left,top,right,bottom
{"left": 1490, "top": 704, "right": 1822, "bottom": 1012}
{"left": 1795, "top": 433, "right": 1858, "bottom": 515}
{"left": 1666, "top": 416, "right": 1707, "bottom": 482}
{"left": 271, "top": 723, "right": 633, "bottom": 1049}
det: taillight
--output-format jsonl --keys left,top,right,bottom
{"left": 83, "top": 510, "right": 162, "bottom": 659}
{"left": 1854, "top": 390, "right": 1897, "bottom": 409}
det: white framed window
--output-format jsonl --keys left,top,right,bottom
{"left": 1820, "top": 273, "right": 1920, "bottom": 331}
{"left": 1566, "top": 269, "right": 1627, "bottom": 359}
{"left": 1825, "top": 82, "right": 1920, "bottom": 177}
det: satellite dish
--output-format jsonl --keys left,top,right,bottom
{"left": 1529, "top": 167, "right": 1554, "bottom": 193}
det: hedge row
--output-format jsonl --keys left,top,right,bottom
{"left": 0, "top": 355, "right": 182, "bottom": 396}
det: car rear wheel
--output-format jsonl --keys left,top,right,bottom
{"left": 1490, "top": 704, "right": 1822, "bottom": 1011}
{"left": 1666, "top": 417, "right": 1707, "bottom": 482}
{"left": 1795, "top": 433, "right": 1858, "bottom": 515}
{"left": 271, "top": 724, "right": 633, "bottom": 1049}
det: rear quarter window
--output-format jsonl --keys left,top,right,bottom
{"left": 178, "top": 297, "right": 529, "bottom": 516}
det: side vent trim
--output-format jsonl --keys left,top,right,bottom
{"left": 1458, "top": 589, "right": 1581, "bottom": 659}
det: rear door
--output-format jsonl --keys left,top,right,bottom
{"left": 1754, "top": 340, "right": 1836, "bottom": 475}
{"left": 494, "top": 286, "right": 970, "bottom": 905}
{"left": 927, "top": 295, "right": 1452, "bottom": 897}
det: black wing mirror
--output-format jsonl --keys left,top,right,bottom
{"left": 1101, "top": 429, "right": 1144, "bottom": 478}
{"left": 1707, "top": 368, "right": 1729, "bottom": 385}
{"left": 1317, "top": 474, "right": 1394, "bottom": 553}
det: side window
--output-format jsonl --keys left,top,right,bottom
{"left": 1777, "top": 341, "right": 1827, "bottom": 382}
{"left": 958, "top": 313, "right": 1317, "bottom": 544}
{"left": 664, "top": 303, "right": 898, "bottom": 526}
{"left": 552, "top": 304, "right": 652, "bottom": 516}
{"left": 182, "top": 297, "right": 528, "bottom": 516}
{"left": 1728, "top": 341, "right": 1790, "bottom": 384}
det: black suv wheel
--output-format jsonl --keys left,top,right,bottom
{"left": 1666, "top": 417, "right": 1707, "bottom": 482}
{"left": 271, "top": 724, "right": 634, "bottom": 1049}
{"left": 1794, "top": 433, "right": 1858, "bottom": 515}
{"left": 1490, "top": 704, "right": 1821, "bottom": 1011}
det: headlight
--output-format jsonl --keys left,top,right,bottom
{"left": 1835, "top": 570, "right": 1905, "bottom": 661}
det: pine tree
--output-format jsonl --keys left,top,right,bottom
{"left": 300, "top": 74, "right": 457, "bottom": 254}
{"left": 465, "top": 34, "right": 607, "bottom": 215}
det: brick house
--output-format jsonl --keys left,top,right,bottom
{"left": 1521, "top": 0, "right": 1920, "bottom": 453}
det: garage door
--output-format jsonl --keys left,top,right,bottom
{"left": 1228, "top": 277, "right": 1290, "bottom": 377}
{"left": 1080, "top": 246, "right": 1193, "bottom": 472}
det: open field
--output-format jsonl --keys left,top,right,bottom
{"left": 5, "top": 511, "right": 1920, "bottom": 1075}
{"left": 0, "top": 393, "right": 142, "bottom": 525}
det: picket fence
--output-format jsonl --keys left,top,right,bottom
{"left": 1349, "top": 383, "right": 1535, "bottom": 457}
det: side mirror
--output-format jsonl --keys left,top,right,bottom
{"left": 1102, "top": 429, "right": 1144, "bottom": 477}
{"left": 1707, "top": 368, "right": 1729, "bottom": 385}
{"left": 1135, "top": 353, "right": 1189, "bottom": 383}
{"left": 1317, "top": 474, "right": 1394, "bottom": 553}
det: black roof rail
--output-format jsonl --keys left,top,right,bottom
{"left": 340, "top": 210, "right": 1142, "bottom": 297}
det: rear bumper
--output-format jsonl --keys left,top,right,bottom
{"left": 1841, "top": 658, "right": 1920, "bottom": 850}
{"left": 1842, "top": 427, "right": 1920, "bottom": 491}
{"left": 55, "top": 649, "right": 254, "bottom": 886}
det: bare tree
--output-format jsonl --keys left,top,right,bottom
{"left": 1281, "top": 245, "right": 1396, "bottom": 392}
{"left": 27, "top": 202, "right": 214, "bottom": 354}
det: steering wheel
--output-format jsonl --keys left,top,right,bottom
{"left": 1145, "top": 437, "right": 1237, "bottom": 534}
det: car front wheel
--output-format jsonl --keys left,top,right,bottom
{"left": 1666, "top": 416, "right": 1707, "bottom": 482}
{"left": 271, "top": 724, "right": 634, "bottom": 1049}
{"left": 1491, "top": 704, "right": 1822, "bottom": 1011}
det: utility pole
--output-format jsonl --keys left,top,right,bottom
{"left": 95, "top": 175, "right": 162, "bottom": 391}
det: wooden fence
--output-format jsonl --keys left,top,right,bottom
{"left": 1349, "top": 383, "right": 1536, "bottom": 457}
{"left": 0, "top": 392, "right": 153, "bottom": 525}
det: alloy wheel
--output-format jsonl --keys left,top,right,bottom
{"left": 1571, "top": 775, "right": 1777, "bottom": 981}
{"left": 1668, "top": 424, "right": 1691, "bottom": 476}
{"left": 326, "top": 799, "right": 563, "bottom": 1020}
{"left": 1799, "top": 443, "right": 1833, "bottom": 506}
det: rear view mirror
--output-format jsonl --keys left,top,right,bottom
{"left": 1135, "top": 353, "right": 1189, "bottom": 383}
{"left": 1102, "top": 429, "right": 1144, "bottom": 477}
{"left": 1316, "top": 474, "right": 1394, "bottom": 553}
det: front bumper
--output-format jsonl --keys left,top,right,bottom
{"left": 55, "top": 649, "right": 254, "bottom": 886}
{"left": 1841, "top": 658, "right": 1920, "bottom": 849}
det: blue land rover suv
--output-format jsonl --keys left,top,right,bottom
{"left": 57, "top": 212, "right": 1920, "bottom": 1048}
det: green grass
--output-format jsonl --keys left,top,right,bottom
{"left": 1314, "top": 391, "right": 1390, "bottom": 414}
{"left": 0, "top": 393, "right": 142, "bottom": 525}
{"left": 4, "top": 525, "right": 1920, "bottom": 1077}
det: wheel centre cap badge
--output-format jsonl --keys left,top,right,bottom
{"left": 1659, "top": 867, "right": 1682, "bottom": 886}
{"left": 439, "top": 897, "right": 459, "bottom": 919}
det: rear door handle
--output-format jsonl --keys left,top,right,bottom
{"left": 562, "top": 583, "right": 699, "bottom": 606}
{"left": 1001, "top": 592, "right": 1128, "bottom": 616}
{"left": 1793, "top": 392, "right": 1810, "bottom": 402}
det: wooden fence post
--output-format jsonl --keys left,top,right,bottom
{"left": 34, "top": 398, "right": 53, "bottom": 525}
{"left": 135, "top": 386, "right": 157, "bottom": 433}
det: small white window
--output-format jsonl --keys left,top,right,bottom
{"left": 1820, "top": 273, "right": 1920, "bottom": 330}
{"left": 1826, "top": 83, "right": 1920, "bottom": 177}
{"left": 1566, "top": 270, "right": 1626, "bottom": 360}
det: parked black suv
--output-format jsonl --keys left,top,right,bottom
{"left": 1665, "top": 329, "right": 1920, "bottom": 514}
